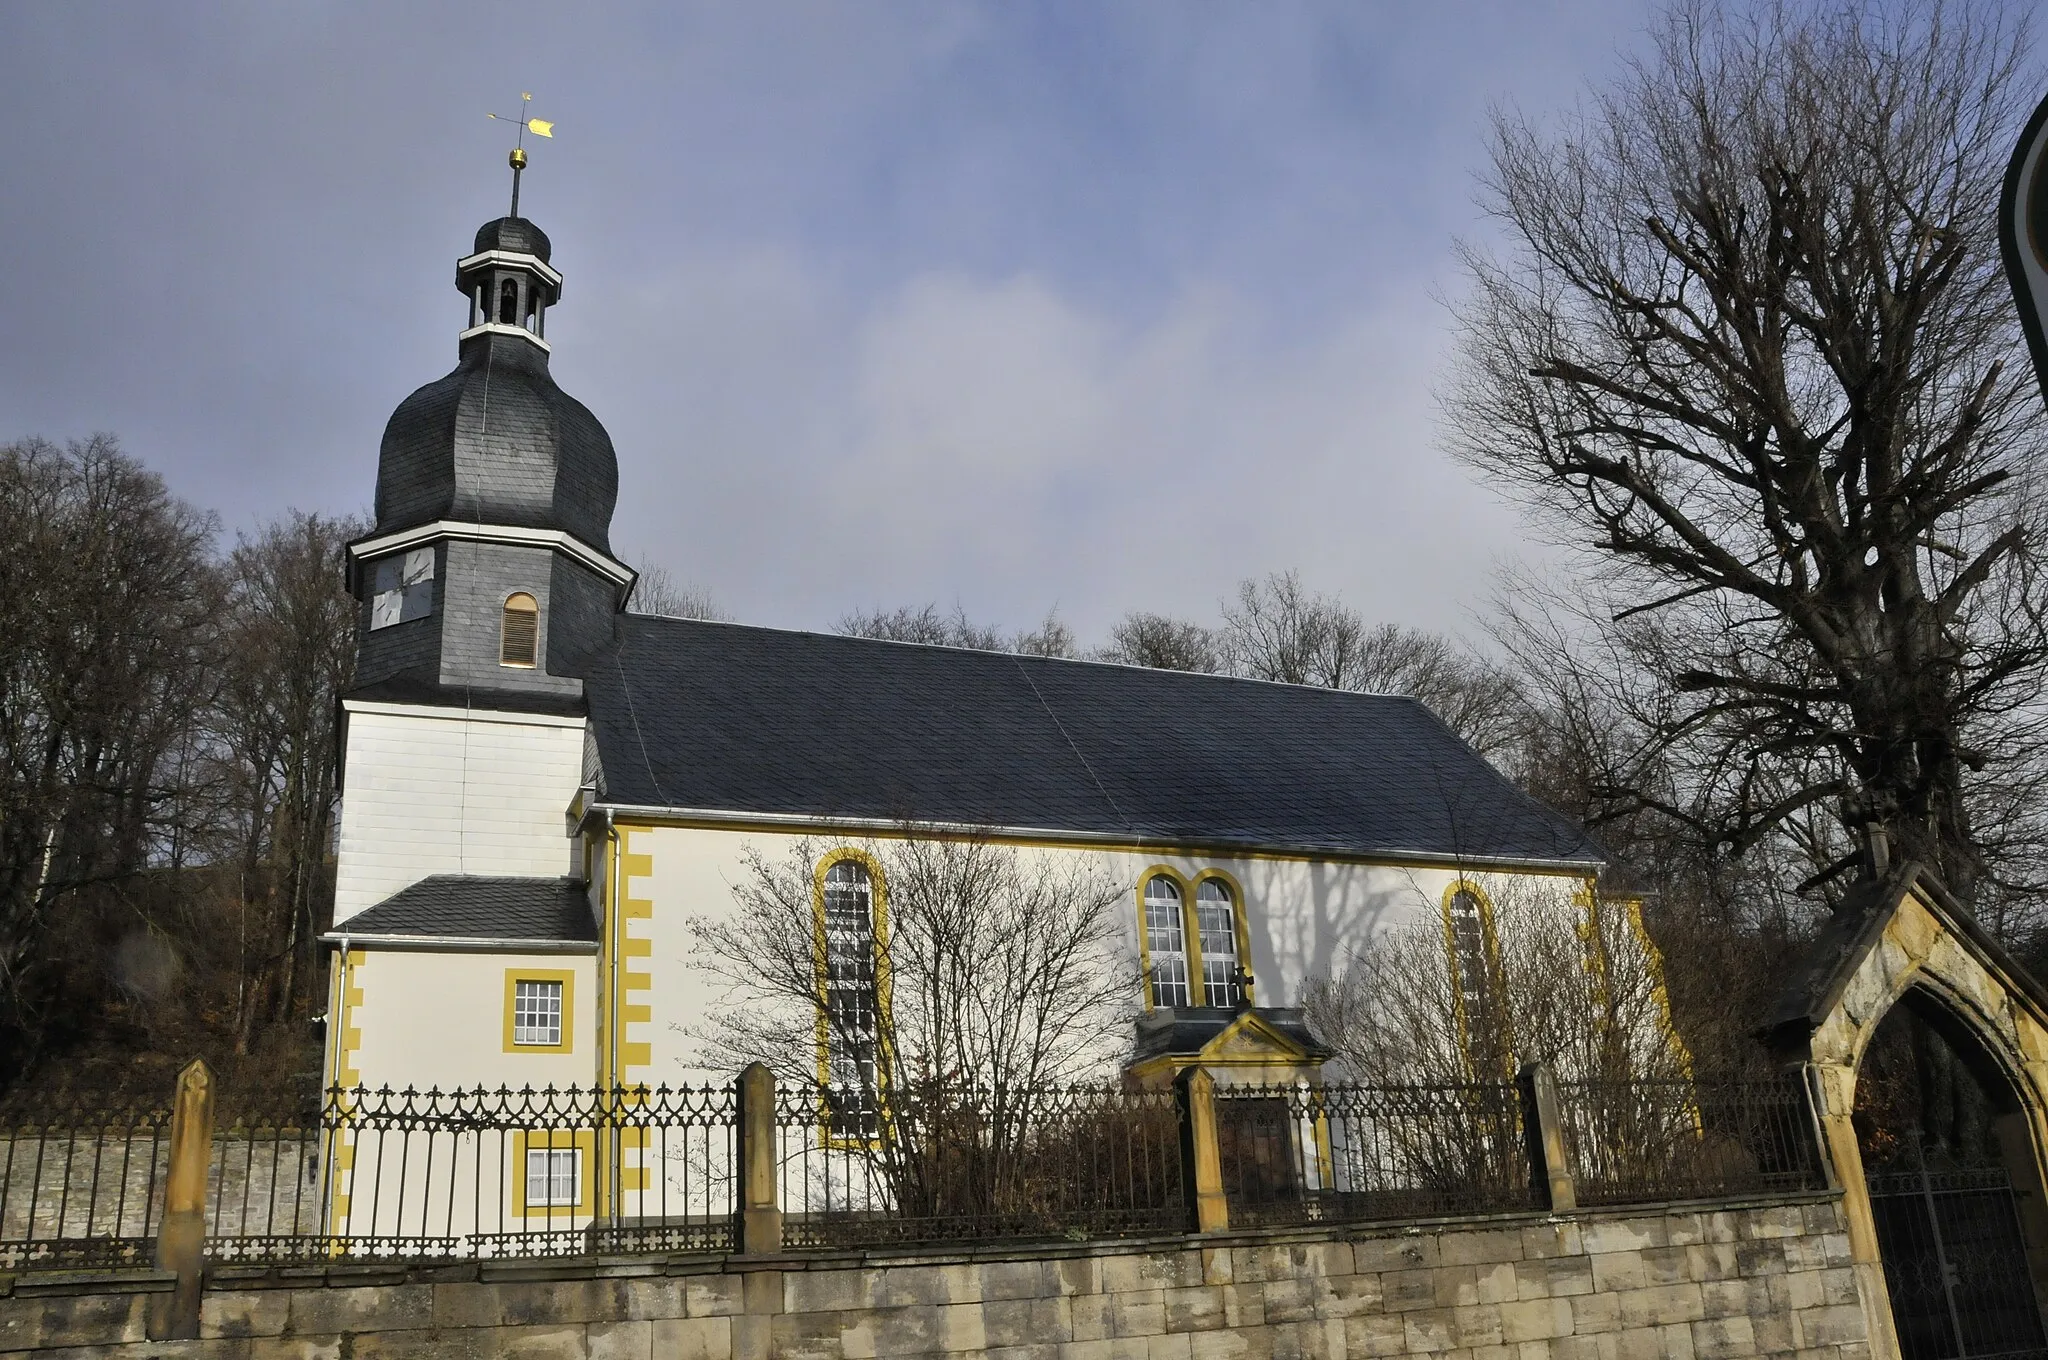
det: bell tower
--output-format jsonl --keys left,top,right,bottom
{"left": 346, "top": 149, "right": 632, "bottom": 708}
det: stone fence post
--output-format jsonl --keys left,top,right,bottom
{"left": 736, "top": 1062, "right": 783, "bottom": 1254}
{"left": 148, "top": 1057, "right": 214, "bottom": 1341}
{"left": 1517, "top": 1060, "right": 1577, "bottom": 1212}
{"left": 1176, "top": 1065, "right": 1229, "bottom": 1233}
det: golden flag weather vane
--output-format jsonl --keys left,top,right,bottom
{"left": 487, "top": 92, "right": 555, "bottom": 218}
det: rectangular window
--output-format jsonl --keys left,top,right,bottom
{"left": 525, "top": 1147, "right": 580, "bottom": 1207}
{"left": 369, "top": 547, "right": 435, "bottom": 630}
{"left": 1195, "top": 885, "right": 1242, "bottom": 1008}
{"left": 512, "top": 980, "right": 563, "bottom": 1046}
{"left": 1144, "top": 877, "right": 1190, "bottom": 1009}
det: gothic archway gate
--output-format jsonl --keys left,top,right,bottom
{"left": 1769, "top": 864, "right": 2048, "bottom": 1360}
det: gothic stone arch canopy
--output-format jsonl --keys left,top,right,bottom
{"left": 1766, "top": 861, "right": 2048, "bottom": 1082}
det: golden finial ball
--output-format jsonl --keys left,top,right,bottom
{"left": 509, "top": 148, "right": 528, "bottom": 170}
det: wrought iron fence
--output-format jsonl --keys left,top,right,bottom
{"left": 0, "top": 1096, "right": 171, "bottom": 1270}
{"left": 1214, "top": 1079, "right": 1538, "bottom": 1227}
{"left": 1551, "top": 1074, "right": 1826, "bottom": 1206}
{"left": 206, "top": 1083, "right": 738, "bottom": 1262}
{"left": 777, "top": 1081, "right": 1187, "bottom": 1247}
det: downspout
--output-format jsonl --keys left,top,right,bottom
{"left": 323, "top": 933, "right": 351, "bottom": 1238}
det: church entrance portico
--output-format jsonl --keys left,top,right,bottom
{"left": 1771, "top": 863, "right": 2048, "bottom": 1360}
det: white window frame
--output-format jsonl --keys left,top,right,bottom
{"left": 525, "top": 1146, "right": 581, "bottom": 1207}
{"left": 1144, "top": 876, "right": 1191, "bottom": 1009}
{"left": 511, "top": 979, "right": 563, "bottom": 1047}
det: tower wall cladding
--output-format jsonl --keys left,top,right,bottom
{"left": 0, "top": 1194, "right": 1873, "bottom": 1360}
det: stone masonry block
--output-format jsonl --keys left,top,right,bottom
{"left": 785, "top": 1269, "right": 870, "bottom": 1315}
{"left": 1634, "top": 1248, "right": 1690, "bottom": 1288}
{"left": 868, "top": 1266, "right": 957, "bottom": 1310}
{"left": 984, "top": 1261, "right": 1057, "bottom": 1302}
{"left": 1751, "top": 1312, "right": 1795, "bottom": 1354}
{"left": 201, "top": 1288, "right": 294, "bottom": 1338}
{"left": 1344, "top": 1313, "right": 1411, "bottom": 1358}
{"left": 1402, "top": 1307, "right": 1460, "bottom": 1353}
{"left": 1260, "top": 1276, "right": 1319, "bottom": 1324}
{"left": 1615, "top": 1284, "right": 1704, "bottom": 1330}
{"left": 865, "top": 1302, "right": 952, "bottom": 1355}
{"left": 1441, "top": 1230, "right": 1529, "bottom": 1267}
{"left": 1109, "top": 1290, "right": 1169, "bottom": 1338}
{"left": 1801, "top": 1203, "right": 1842, "bottom": 1236}
{"left": 1568, "top": 1293, "right": 1620, "bottom": 1336}
{"left": 1072, "top": 1294, "right": 1113, "bottom": 1341}
{"left": 1453, "top": 1303, "right": 1506, "bottom": 1349}
{"left": 985, "top": 1344, "right": 1066, "bottom": 1360}
{"left": 1520, "top": 1223, "right": 1584, "bottom": 1261}
{"left": 1351, "top": 1234, "right": 1438, "bottom": 1273}
{"left": 986, "top": 1297, "right": 1068, "bottom": 1348}
{"left": 1554, "top": 1335, "right": 1619, "bottom": 1360}
{"left": 1058, "top": 1257, "right": 1106, "bottom": 1298}
{"left": 287, "top": 1282, "right": 435, "bottom": 1336}
{"left": 1381, "top": 1269, "right": 1439, "bottom": 1311}
{"left": 1435, "top": 1266, "right": 1482, "bottom": 1309}
{"left": 1580, "top": 1221, "right": 1664, "bottom": 1257}
{"left": 730, "top": 1313, "right": 771, "bottom": 1360}
{"left": 1104, "top": 1254, "right": 1177, "bottom": 1295}
{"left": 768, "top": 1308, "right": 852, "bottom": 1360}
{"left": 1063, "top": 1339, "right": 1154, "bottom": 1360}
{"left": 1733, "top": 1241, "right": 1781, "bottom": 1278}
{"left": 1794, "top": 1305, "right": 1868, "bottom": 1348}
{"left": 1514, "top": 1257, "right": 1594, "bottom": 1299}
{"left": 1697, "top": 1278, "right": 1768, "bottom": 1321}
{"left": 1661, "top": 1215, "right": 1707, "bottom": 1248}
{"left": 503, "top": 1278, "right": 630, "bottom": 1327}
{"left": 1220, "top": 1283, "right": 1264, "bottom": 1330}
{"left": 1319, "top": 1271, "right": 1388, "bottom": 1318}
{"left": 1748, "top": 1206, "right": 1806, "bottom": 1240}
{"left": 649, "top": 1317, "right": 733, "bottom": 1360}
{"left": 1164, "top": 1286, "right": 1228, "bottom": 1333}
{"left": 685, "top": 1274, "right": 746, "bottom": 1318}
{"left": 490, "top": 1323, "right": 597, "bottom": 1359}
{"left": 1682, "top": 1243, "right": 1738, "bottom": 1282}
{"left": 1689, "top": 1317, "right": 1754, "bottom": 1360}
{"left": 1148, "top": 1330, "right": 1195, "bottom": 1360}
{"left": 1498, "top": 1298, "right": 1574, "bottom": 1343}
{"left": 1590, "top": 1254, "right": 1645, "bottom": 1294}
{"left": 1473, "top": 1262, "right": 1520, "bottom": 1306}
{"left": 586, "top": 1318, "right": 655, "bottom": 1360}
{"left": 1189, "top": 1329, "right": 1267, "bottom": 1360}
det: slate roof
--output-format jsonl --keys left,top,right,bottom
{"left": 1765, "top": 860, "right": 2048, "bottom": 1048}
{"left": 473, "top": 215, "right": 552, "bottom": 262}
{"left": 1131, "top": 1008, "right": 1331, "bottom": 1063}
{"left": 337, "top": 875, "right": 598, "bottom": 945}
{"left": 577, "top": 617, "right": 1605, "bottom": 867}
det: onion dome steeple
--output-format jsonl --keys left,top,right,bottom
{"left": 349, "top": 137, "right": 633, "bottom": 706}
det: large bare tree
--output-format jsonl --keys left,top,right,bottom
{"left": 1448, "top": 1, "right": 2047, "bottom": 912}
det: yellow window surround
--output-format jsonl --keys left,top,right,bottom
{"left": 503, "top": 967, "right": 575, "bottom": 1054}
{"left": 1135, "top": 865, "right": 1254, "bottom": 1010}
{"left": 811, "top": 847, "right": 894, "bottom": 1092}
{"left": 1439, "top": 878, "right": 1513, "bottom": 1077}
{"left": 511, "top": 1127, "right": 596, "bottom": 1219}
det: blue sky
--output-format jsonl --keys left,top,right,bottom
{"left": 0, "top": 3, "right": 1653, "bottom": 640}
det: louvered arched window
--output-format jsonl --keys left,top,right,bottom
{"left": 500, "top": 592, "right": 539, "bottom": 667}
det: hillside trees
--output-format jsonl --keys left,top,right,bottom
{"left": 1447, "top": 0, "right": 2048, "bottom": 921}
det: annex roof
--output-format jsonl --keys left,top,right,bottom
{"left": 332, "top": 875, "right": 598, "bottom": 948}
{"left": 578, "top": 617, "right": 1604, "bottom": 868}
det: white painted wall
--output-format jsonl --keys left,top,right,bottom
{"left": 332, "top": 700, "right": 587, "bottom": 923}
{"left": 341, "top": 947, "right": 599, "bottom": 1093}
{"left": 614, "top": 822, "right": 1589, "bottom": 1088}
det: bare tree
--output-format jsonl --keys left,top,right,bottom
{"left": 690, "top": 830, "right": 1133, "bottom": 1092}
{"left": 1221, "top": 572, "right": 1526, "bottom": 760}
{"left": 207, "top": 512, "right": 364, "bottom": 1051}
{"left": 627, "top": 564, "right": 730, "bottom": 621}
{"left": 838, "top": 603, "right": 1080, "bottom": 658}
{"left": 1447, "top": 0, "right": 2048, "bottom": 912}
{"left": 0, "top": 436, "right": 219, "bottom": 1082}
{"left": 1097, "top": 612, "right": 1222, "bottom": 673}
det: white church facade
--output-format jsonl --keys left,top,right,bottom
{"left": 320, "top": 203, "right": 1618, "bottom": 1161}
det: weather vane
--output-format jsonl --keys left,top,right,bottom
{"left": 487, "top": 92, "right": 554, "bottom": 219}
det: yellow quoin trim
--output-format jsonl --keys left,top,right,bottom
{"left": 511, "top": 1127, "right": 598, "bottom": 1219}
{"left": 325, "top": 949, "right": 366, "bottom": 1237}
{"left": 615, "top": 830, "right": 656, "bottom": 1083}
{"left": 1440, "top": 878, "right": 1513, "bottom": 1077}
{"left": 503, "top": 967, "right": 576, "bottom": 1054}
{"left": 812, "top": 847, "right": 893, "bottom": 1091}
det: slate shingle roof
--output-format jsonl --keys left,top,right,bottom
{"left": 339, "top": 875, "right": 598, "bottom": 944}
{"left": 578, "top": 617, "right": 1604, "bottom": 867}
{"left": 472, "top": 215, "right": 552, "bottom": 262}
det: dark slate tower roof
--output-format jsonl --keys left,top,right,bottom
{"left": 473, "top": 216, "right": 551, "bottom": 261}
{"left": 578, "top": 617, "right": 1607, "bottom": 868}
{"left": 370, "top": 216, "right": 617, "bottom": 552}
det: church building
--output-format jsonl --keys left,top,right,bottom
{"left": 320, "top": 196, "right": 1612, "bottom": 1125}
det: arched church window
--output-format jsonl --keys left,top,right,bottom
{"left": 1195, "top": 879, "right": 1242, "bottom": 1007}
{"left": 500, "top": 592, "right": 539, "bottom": 667}
{"left": 819, "top": 857, "right": 881, "bottom": 1100}
{"left": 1446, "top": 885, "right": 1508, "bottom": 1071}
{"left": 498, "top": 278, "right": 519, "bottom": 325}
{"left": 1144, "top": 875, "right": 1190, "bottom": 1009}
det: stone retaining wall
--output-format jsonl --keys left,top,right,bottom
{"left": 0, "top": 1193, "right": 1874, "bottom": 1360}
